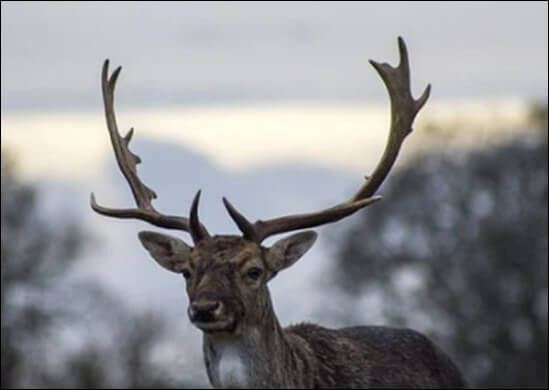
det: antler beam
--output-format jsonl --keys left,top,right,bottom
{"left": 223, "top": 37, "right": 430, "bottom": 243}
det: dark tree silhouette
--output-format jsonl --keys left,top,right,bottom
{"left": 332, "top": 109, "right": 548, "bottom": 388}
{"left": 1, "top": 151, "right": 83, "bottom": 388}
{"left": 1, "top": 151, "right": 197, "bottom": 388}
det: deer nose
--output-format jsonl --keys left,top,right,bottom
{"left": 188, "top": 299, "right": 222, "bottom": 322}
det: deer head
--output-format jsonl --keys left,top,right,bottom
{"left": 91, "top": 37, "right": 430, "bottom": 335}
{"left": 137, "top": 229, "right": 316, "bottom": 333}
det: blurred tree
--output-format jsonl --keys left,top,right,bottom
{"left": 529, "top": 100, "right": 548, "bottom": 138}
{"left": 1, "top": 151, "right": 196, "bottom": 388}
{"left": 332, "top": 106, "right": 548, "bottom": 388}
{"left": 1, "top": 149, "right": 83, "bottom": 388}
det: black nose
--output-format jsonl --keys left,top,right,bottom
{"left": 188, "top": 299, "right": 222, "bottom": 322}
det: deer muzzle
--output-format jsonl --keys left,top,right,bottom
{"left": 188, "top": 298, "right": 235, "bottom": 333}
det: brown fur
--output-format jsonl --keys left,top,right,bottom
{"left": 138, "top": 232, "right": 467, "bottom": 388}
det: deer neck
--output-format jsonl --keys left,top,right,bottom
{"left": 202, "top": 293, "right": 315, "bottom": 388}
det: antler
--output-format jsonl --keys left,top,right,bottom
{"left": 352, "top": 37, "right": 430, "bottom": 200}
{"left": 90, "top": 60, "right": 209, "bottom": 241}
{"left": 223, "top": 37, "right": 430, "bottom": 243}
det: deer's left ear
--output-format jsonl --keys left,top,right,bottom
{"left": 265, "top": 231, "right": 317, "bottom": 275}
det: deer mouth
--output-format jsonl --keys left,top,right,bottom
{"left": 192, "top": 317, "right": 236, "bottom": 333}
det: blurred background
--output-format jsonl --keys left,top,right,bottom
{"left": 1, "top": 2, "right": 547, "bottom": 388}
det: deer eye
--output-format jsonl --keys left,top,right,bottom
{"left": 182, "top": 269, "right": 192, "bottom": 280}
{"left": 246, "top": 267, "right": 263, "bottom": 281}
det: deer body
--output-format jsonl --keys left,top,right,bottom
{"left": 91, "top": 38, "right": 467, "bottom": 388}
{"left": 204, "top": 318, "right": 467, "bottom": 389}
{"left": 138, "top": 232, "right": 466, "bottom": 388}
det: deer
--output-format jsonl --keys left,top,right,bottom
{"left": 90, "top": 37, "right": 467, "bottom": 389}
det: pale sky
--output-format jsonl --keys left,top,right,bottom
{"left": 1, "top": 0, "right": 545, "bottom": 329}
{"left": 2, "top": 2, "right": 546, "bottom": 177}
{"left": 1, "top": 5, "right": 545, "bottom": 383}
{"left": 1, "top": 99, "right": 531, "bottom": 180}
{"left": 2, "top": 2, "right": 547, "bottom": 112}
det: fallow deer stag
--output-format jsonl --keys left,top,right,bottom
{"left": 91, "top": 37, "right": 466, "bottom": 388}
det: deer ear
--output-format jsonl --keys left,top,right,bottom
{"left": 266, "top": 231, "right": 317, "bottom": 275}
{"left": 138, "top": 231, "right": 192, "bottom": 273}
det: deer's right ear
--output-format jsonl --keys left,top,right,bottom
{"left": 138, "top": 231, "right": 192, "bottom": 273}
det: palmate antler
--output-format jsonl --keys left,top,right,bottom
{"left": 91, "top": 37, "right": 430, "bottom": 245}
{"left": 222, "top": 37, "right": 431, "bottom": 243}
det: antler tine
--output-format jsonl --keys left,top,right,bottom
{"left": 190, "top": 190, "right": 210, "bottom": 243}
{"left": 223, "top": 196, "right": 382, "bottom": 243}
{"left": 222, "top": 197, "right": 257, "bottom": 241}
{"left": 224, "top": 37, "right": 429, "bottom": 243}
{"left": 90, "top": 60, "right": 209, "bottom": 236}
